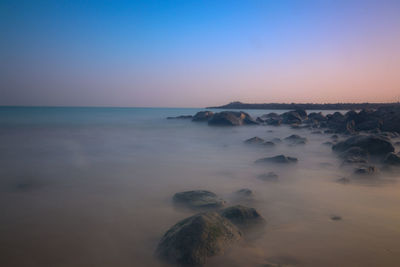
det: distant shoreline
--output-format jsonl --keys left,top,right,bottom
{"left": 207, "top": 101, "right": 400, "bottom": 110}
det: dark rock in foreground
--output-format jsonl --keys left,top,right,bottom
{"left": 192, "top": 111, "right": 214, "bottom": 122}
{"left": 333, "top": 135, "right": 394, "bottom": 157}
{"left": 156, "top": 212, "right": 241, "bottom": 266}
{"left": 383, "top": 153, "right": 400, "bottom": 166}
{"left": 220, "top": 205, "right": 266, "bottom": 231}
{"left": 255, "top": 155, "right": 298, "bottom": 164}
{"left": 173, "top": 190, "right": 225, "bottom": 210}
{"left": 208, "top": 111, "right": 258, "bottom": 126}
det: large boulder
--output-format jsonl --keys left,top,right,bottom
{"left": 208, "top": 111, "right": 258, "bottom": 126}
{"left": 220, "top": 205, "right": 266, "bottom": 230}
{"left": 255, "top": 155, "right": 298, "bottom": 164}
{"left": 383, "top": 153, "right": 400, "bottom": 166}
{"left": 173, "top": 190, "right": 225, "bottom": 209}
{"left": 156, "top": 212, "right": 242, "bottom": 266}
{"left": 308, "top": 112, "right": 327, "bottom": 122}
{"left": 192, "top": 111, "right": 214, "bottom": 122}
{"left": 332, "top": 135, "right": 394, "bottom": 157}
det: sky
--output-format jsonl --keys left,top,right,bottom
{"left": 1, "top": 0, "right": 400, "bottom": 107}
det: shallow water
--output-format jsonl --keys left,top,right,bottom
{"left": 0, "top": 107, "right": 400, "bottom": 267}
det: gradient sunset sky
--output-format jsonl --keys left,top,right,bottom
{"left": 1, "top": 0, "right": 400, "bottom": 107}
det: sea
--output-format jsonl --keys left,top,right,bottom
{"left": 1, "top": 107, "right": 400, "bottom": 267}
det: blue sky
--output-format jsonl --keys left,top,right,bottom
{"left": 1, "top": 0, "right": 400, "bottom": 107}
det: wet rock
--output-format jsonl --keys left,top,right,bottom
{"left": 262, "top": 141, "right": 275, "bottom": 147}
{"left": 354, "top": 165, "right": 377, "bottom": 175}
{"left": 322, "top": 141, "right": 333, "bottom": 146}
{"left": 167, "top": 115, "right": 193, "bottom": 119}
{"left": 192, "top": 111, "right": 214, "bottom": 122}
{"left": 173, "top": 190, "right": 225, "bottom": 209}
{"left": 257, "top": 172, "right": 279, "bottom": 181}
{"left": 284, "top": 134, "right": 307, "bottom": 145}
{"left": 156, "top": 212, "right": 241, "bottom": 266}
{"left": 331, "top": 215, "right": 342, "bottom": 221}
{"left": 383, "top": 153, "right": 400, "bottom": 166}
{"left": 208, "top": 111, "right": 258, "bottom": 126}
{"left": 340, "top": 147, "right": 369, "bottom": 164}
{"left": 220, "top": 205, "right": 266, "bottom": 231}
{"left": 245, "top": 136, "right": 265, "bottom": 144}
{"left": 255, "top": 155, "right": 298, "bottom": 164}
{"left": 266, "top": 117, "right": 282, "bottom": 126}
{"left": 333, "top": 135, "right": 394, "bottom": 157}
{"left": 308, "top": 112, "right": 326, "bottom": 121}
{"left": 234, "top": 188, "right": 253, "bottom": 197}
{"left": 281, "top": 111, "right": 302, "bottom": 124}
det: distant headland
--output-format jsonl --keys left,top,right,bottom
{"left": 207, "top": 101, "right": 400, "bottom": 110}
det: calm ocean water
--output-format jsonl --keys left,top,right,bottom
{"left": 1, "top": 107, "right": 399, "bottom": 267}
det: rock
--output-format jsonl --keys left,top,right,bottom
{"left": 208, "top": 111, "right": 258, "bottom": 126}
{"left": 394, "top": 141, "right": 400, "bottom": 146}
{"left": 294, "top": 108, "right": 307, "bottom": 119}
{"left": 272, "top": 138, "right": 282, "bottom": 143}
{"left": 167, "top": 115, "right": 193, "bottom": 119}
{"left": 383, "top": 152, "right": 400, "bottom": 166}
{"left": 234, "top": 188, "right": 253, "bottom": 197}
{"left": 284, "top": 134, "right": 307, "bottom": 145}
{"left": 192, "top": 111, "right": 214, "bottom": 122}
{"left": 354, "top": 165, "right": 377, "bottom": 175}
{"left": 340, "top": 147, "right": 369, "bottom": 164}
{"left": 281, "top": 111, "right": 302, "bottom": 124}
{"left": 156, "top": 212, "right": 241, "bottom": 266}
{"left": 255, "top": 155, "right": 298, "bottom": 164}
{"left": 266, "top": 117, "right": 282, "bottom": 126}
{"left": 244, "top": 136, "right": 264, "bottom": 144}
{"left": 173, "top": 190, "right": 225, "bottom": 209}
{"left": 331, "top": 215, "right": 342, "bottom": 221}
{"left": 257, "top": 172, "right": 279, "bottom": 181}
{"left": 220, "top": 205, "right": 266, "bottom": 230}
{"left": 308, "top": 112, "right": 326, "bottom": 121}
{"left": 323, "top": 141, "right": 333, "bottom": 146}
{"left": 333, "top": 135, "right": 394, "bottom": 157}
{"left": 262, "top": 141, "right": 275, "bottom": 147}
{"left": 331, "top": 134, "right": 339, "bottom": 139}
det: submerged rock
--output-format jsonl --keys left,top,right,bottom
{"left": 173, "top": 190, "right": 225, "bottom": 209}
{"left": 234, "top": 188, "right": 253, "bottom": 197}
{"left": 383, "top": 153, "right": 400, "bottom": 166}
{"left": 332, "top": 135, "right": 394, "bottom": 157}
{"left": 284, "top": 134, "right": 307, "bottom": 145}
{"left": 257, "top": 172, "right": 279, "bottom": 181}
{"left": 156, "top": 212, "right": 241, "bottom": 266}
{"left": 255, "top": 155, "right": 298, "bottom": 164}
{"left": 262, "top": 141, "right": 275, "bottom": 147}
{"left": 331, "top": 215, "right": 342, "bottom": 221}
{"left": 208, "top": 111, "right": 258, "bottom": 126}
{"left": 192, "top": 111, "right": 214, "bottom": 122}
{"left": 244, "top": 136, "right": 264, "bottom": 144}
{"left": 220, "top": 205, "right": 266, "bottom": 231}
{"left": 354, "top": 165, "right": 377, "bottom": 176}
